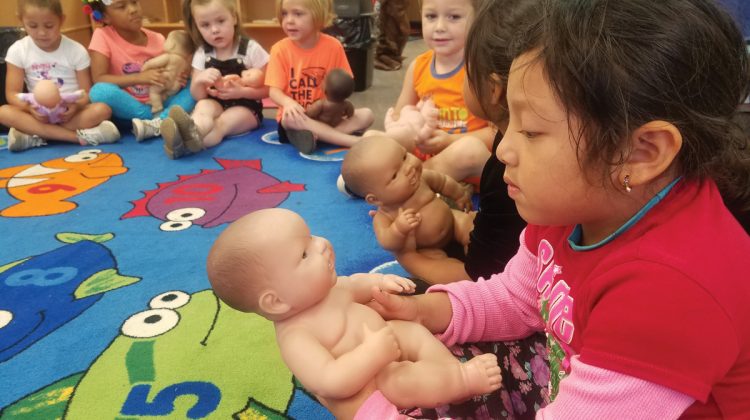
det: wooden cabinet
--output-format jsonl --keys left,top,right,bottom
{"left": 141, "top": 0, "right": 285, "bottom": 52}
{"left": 0, "top": 0, "right": 92, "bottom": 46}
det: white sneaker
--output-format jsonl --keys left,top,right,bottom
{"left": 77, "top": 121, "right": 121, "bottom": 146}
{"left": 8, "top": 127, "right": 46, "bottom": 152}
{"left": 132, "top": 117, "right": 162, "bottom": 142}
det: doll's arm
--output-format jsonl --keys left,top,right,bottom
{"left": 141, "top": 54, "right": 169, "bottom": 72}
{"left": 339, "top": 273, "right": 416, "bottom": 304}
{"left": 372, "top": 209, "right": 422, "bottom": 252}
{"left": 305, "top": 99, "right": 324, "bottom": 119}
{"left": 343, "top": 100, "right": 354, "bottom": 119}
{"left": 422, "top": 169, "right": 472, "bottom": 211}
{"left": 278, "top": 325, "right": 399, "bottom": 399}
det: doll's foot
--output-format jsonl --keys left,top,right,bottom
{"left": 132, "top": 117, "right": 162, "bottom": 142}
{"left": 161, "top": 118, "right": 191, "bottom": 159}
{"left": 286, "top": 129, "right": 316, "bottom": 154}
{"left": 8, "top": 128, "right": 46, "bottom": 152}
{"left": 459, "top": 353, "right": 502, "bottom": 398}
{"left": 168, "top": 106, "right": 204, "bottom": 153}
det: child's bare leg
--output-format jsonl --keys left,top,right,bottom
{"left": 452, "top": 209, "right": 476, "bottom": 248}
{"left": 335, "top": 107, "right": 374, "bottom": 133}
{"left": 191, "top": 99, "right": 222, "bottom": 140}
{"left": 284, "top": 108, "right": 373, "bottom": 147}
{"left": 0, "top": 105, "right": 78, "bottom": 143}
{"left": 376, "top": 320, "right": 502, "bottom": 408}
{"left": 424, "top": 135, "right": 490, "bottom": 181}
{"left": 61, "top": 103, "right": 113, "bottom": 131}
{"left": 202, "top": 107, "right": 259, "bottom": 148}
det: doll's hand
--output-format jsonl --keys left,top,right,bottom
{"left": 395, "top": 208, "right": 421, "bottom": 235}
{"left": 455, "top": 186, "right": 473, "bottom": 212}
{"left": 141, "top": 68, "right": 166, "bottom": 87}
{"left": 417, "top": 129, "right": 451, "bottom": 155}
{"left": 361, "top": 323, "right": 400, "bottom": 365}
{"left": 368, "top": 286, "right": 420, "bottom": 323}
{"left": 378, "top": 274, "right": 417, "bottom": 295}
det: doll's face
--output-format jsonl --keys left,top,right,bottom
{"left": 261, "top": 211, "right": 337, "bottom": 313}
{"left": 20, "top": 5, "right": 63, "bottom": 52}
{"left": 363, "top": 139, "right": 423, "bottom": 207}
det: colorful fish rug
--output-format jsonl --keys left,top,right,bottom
{"left": 0, "top": 120, "right": 392, "bottom": 419}
{"left": 0, "top": 122, "right": 551, "bottom": 420}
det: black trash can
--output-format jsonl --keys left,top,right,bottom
{"left": 325, "top": 12, "right": 376, "bottom": 92}
{"left": 0, "top": 27, "right": 24, "bottom": 133}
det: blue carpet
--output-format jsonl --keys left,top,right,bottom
{"left": 0, "top": 120, "right": 398, "bottom": 418}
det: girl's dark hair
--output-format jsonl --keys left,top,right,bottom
{"left": 464, "top": 0, "right": 541, "bottom": 123}
{"left": 512, "top": 0, "right": 750, "bottom": 209}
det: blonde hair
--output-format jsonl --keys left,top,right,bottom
{"left": 18, "top": 0, "right": 63, "bottom": 18}
{"left": 276, "top": 0, "right": 335, "bottom": 30}
{"left": 183, "top": 0, "right": 242, "bottom": 49}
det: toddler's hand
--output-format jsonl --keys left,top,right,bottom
{"left": 378, "top": 274, "right": 417, "bottom": 295}
{"left": 395, "top": 208, "right": 421, "bottom": 235}
{"left": 368, "top": 286, "right": 420, "bottom": 323}
{"left": 361, "top": 324, "right": 400, "bottom": 366}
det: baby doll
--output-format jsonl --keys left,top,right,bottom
{"left": 206, "top": 208, "right": 501, "bottom": 420}
{"left": 207, "top": 69, "right": 264, "bottom": 95}
{"left": 341, "top": 136, "right": 475, "bottom": 257}
{"left": 17, "top": 79, "right": 83, "bottom": 125}
{"left": 384, "top": 97, "right": 439, "bottom": 146}
{"left": 141, "top": 29, "right": 193, "bottom": 114}
{"left": 305, "top": 68, "right": 355, "bottom": 128}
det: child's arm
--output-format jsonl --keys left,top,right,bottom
{"left": 269, "top": 86, "right": 307, "bottom": 123}
{"left": 190, "top": 67, "right": 222, "bottom": 100}
{"left": 89, "top": 51, "right": 165, "bottom": 88}
{"left": 4, "top": 64, "right": 45, "bottom": 121}
{"left": 392, "top": 60, "right": 420, "bottom": 118}
{"left": 338, "top": 273, "right": 416, "bottom": 304}
{"left": 278, "top": 325, "right": 400, "bottom": 399}
{"left": 422, "top": 169, "right": 472, "bottom": 211}
{"left": 372, "top": 209, "right": 422, "bottom": 251}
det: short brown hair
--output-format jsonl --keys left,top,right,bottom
{"left": 276, "top": 0, "right": 335, "bottom": 30}
{"left": 18, "top": 0, "right": 63, "bottom": 18}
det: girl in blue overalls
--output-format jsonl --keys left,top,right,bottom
{"left": 160, "top": 0, "right": 269, "bottom": 159}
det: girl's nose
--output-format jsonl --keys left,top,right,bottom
{"left": 496, "top": 132, "right": 515, "bottom": 166}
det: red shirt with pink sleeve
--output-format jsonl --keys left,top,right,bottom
{"left": 430, "top": 179, "right": 750, "bottom": 418}
{"left": 88, "top": 26, "right": 165, "bottom": 103}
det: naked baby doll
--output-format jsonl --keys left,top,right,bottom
{"left": 17, "top": 79, "right": 83, "bottom": 125}
{"left": 141, "top": 29, "right": 193, "bottom": 113}
{"left": 209, "top": 68, "right": 265, "bottom": 93}
{"left": 206, "top": 208, "right": 501, "bottom": 420}
{"left": 305, "top": 68, "right": 355, "bottom": 128}
{"left": 384, "top": 97, "right": 439, "bottom": 149}
{"left": 341, "top": 136, "right": 475, "bottom": 256}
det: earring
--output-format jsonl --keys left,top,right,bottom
{"left": 623, "top": 175, "right": 632, "bottom": 193}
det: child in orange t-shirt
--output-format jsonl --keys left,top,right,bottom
{"left": 265, "top": 0, "right": 374, "bottom": 154}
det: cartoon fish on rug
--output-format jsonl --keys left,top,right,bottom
{"left": 0, "top": 233, "right": 140, "bottom": 363}
{"left": 0, "top": 289, "right": 332, "bottom": 419}
{"left": 122, "top": 158, "right": 305, "bottom": 231}
{"left": 0, "top": 149, "right": 128, "bottom": 217}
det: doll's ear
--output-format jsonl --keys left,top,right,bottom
{"left": 257, "top": 290, "right": 290, "bottom": 316}
{"left": 365, "top": 193, "right": 381, "bottom": 206}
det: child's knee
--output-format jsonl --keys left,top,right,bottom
{"left": 89, "top": 82, "right": 118, "bottom": 103}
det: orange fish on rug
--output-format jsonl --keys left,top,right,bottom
{"left": 0, "top": 149, "right": 128, "bottom": 217}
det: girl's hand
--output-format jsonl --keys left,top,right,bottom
{"left": 58, "top": 103, "right": 79, "bottom": 123}
{"left": 210, "top": 82, "right": 244, "bottom": 100}
{"left": 195, "top": 68, "right": 222, "bottom": 88}
{"left": 378, "top": 274, "right": 417, "bottom": 295}
{"left": 368, "top": 287, "right": 420, "bottom": 322}
{"left": 141, "top": 68, "right": 166, "bottom": 87}
{"left": 417, "top": 129, "right": 451, "bottom": 155}
{"left": 29, "top": 106, "right": 48, "bottom": 123}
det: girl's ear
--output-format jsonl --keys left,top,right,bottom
{"left": 258, "top": 289, "right": 290, "bottom": 316}
{"left": 489, "top": 73, "right": 505, "bottom": 106}
{"left": 621, "top": 120, "right": 683, "bottom": 189}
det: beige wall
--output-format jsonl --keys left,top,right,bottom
{"left": 0, "top": 0, "right": 92, "bottom": 46}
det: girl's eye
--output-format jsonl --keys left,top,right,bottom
{"left": 424, "top": 13, "right": 436, "bottom": 19}
{"left": 450, "top": 14, "right": 463, "bottom": 20}
{"left": 519, "top": 130, "right": 539, "bottom": 139}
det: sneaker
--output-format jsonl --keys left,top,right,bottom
{"left": 132, "top": 117, "right": 161, "bottom": 142}
{"left": 161, "top": 117, "right": 189, "bottom": 159}
{"left": 168, "top": 106, "right": 204, "bottom": 153}
{"left": 77, "top": 121, "right": 121, "bottom": 146}
{"left": 8, "top": 127, "right": 46, "bottom": 152}
{"left": 286, "top": 129, "right": 316, "bottom": 154}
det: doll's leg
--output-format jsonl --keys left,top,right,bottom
{"left": 90, "top": 82, "right": 151, "bottom": 121}
{"left": 149, "top": 89, "right": 165, "bottom": 114}
{"left": 376, "top": 320, "right": 501, "bottom": 409}
{"left": 424, "top": 135, "right": 490, "bottom": 181}
{"left": 202, "top": 106, "right": 259, "bottom": 148}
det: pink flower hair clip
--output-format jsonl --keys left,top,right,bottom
{"left": 81, "top": 0, "right": 112, "bottom": 22}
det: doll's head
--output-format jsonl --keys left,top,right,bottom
{"left": 242, "top": 68, "right": 265, "bottom": 88}
{"left": 341, "top": 136, "right": 423, "bottom": 206}
{"left": 163, "top": 29, "right": 194, "bottom": 57}
{"left": 324, "top": 69, "right": 354, "bottom": 103}
{"left": 207, "top": 208, "right": 337, "bottom": 321}
{"left": 32, "top": 79, "right": 61, "bottom": 108}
